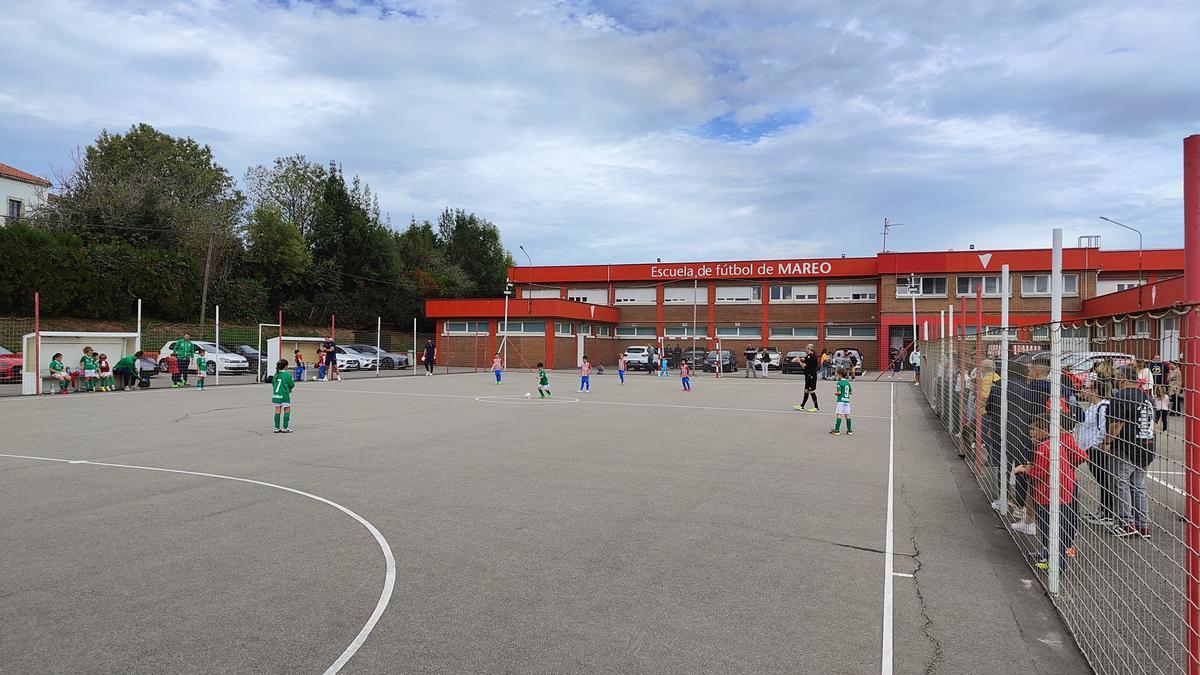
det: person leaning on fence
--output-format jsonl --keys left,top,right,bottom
{"left": 1079, "top": 381, "right": 1116, "bottom": 527}
{"left": 997, "top": 361, "right": 1037, "bottom": 517}
{"left": 1107, "top": 365, "right": 1157, "bottom": 538}
{"left": 112, "top": 351, "right": 143, "bottom": 391}
{"left": 909, "top": 347, "right": 922, "bottom": 386}
{"left": 978, "top": 359, "right": 1002, "bottom": 466}
{"left": 1012, "top": 413, "right": 1086, "bottom": 568}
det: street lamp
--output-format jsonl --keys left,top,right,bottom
{"left": 1099, "top": 216, "right": 1144, "bottom": 306}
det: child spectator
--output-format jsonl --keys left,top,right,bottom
{"left": 579, "top": 356, "right": 592, "bottom": 392}
{"left": 1012, "top": 414, "right": 1086, "bottom": 569}
{"left": 294, "top": 350, "right": 306, "bottom": 382}
{"left": 680, "top": 359, "right": 692, "bottom": 392}
{"left": 617, "top": 354, "right": 627, "bottom": 384}
{"left": 316, "top": 350, "right": 327, "bottom": 382}
{"left": 80, "top": 347, "right": 98, "bottom": 392}
{"left": 195, "top": 348, "right": 208, "bottom": 390}
{"left": 271, "top": 359, "right": 296, "bottom": 433}
{"left": 537, "top": 362, "right": 551, "bottom": 399}
{"left": 658, "top": 352, "right": 669, "bottom": 377}
{"left": 1079, "top": 382, "right": 1115, "bottom": 527}
{"left": 491, "top": 352, "right": 503, "bottom": 385}
{"left": 49, "top": 353, "right": 69, "bottom": 394}
{"left": 97, "top": 353, "right": 113, "bottom": 392}
{"left": 829, "top": 368, "right": 853, "bottom": 435}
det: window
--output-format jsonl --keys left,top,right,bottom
{"left": 1116, "top": 281, "right": 1141, "bottom": 292}
{"left": 770, "top": 284, "right": 819, "bottom": 303}
{"left": 663, "top": 286, "right": 708, "bottom": 304}
{"left": 555, "top": 322, "right": 573, "bottom": 336}
{"left": 566, "top": 288, "right": 608, "bottom": 305}
{"left": 715, "top": 325, "right": 762, "bottom": 337}
{"left": 1113, "top": 321, "right": 1128, "bottom": 339}
{"left": 715, "top": 286, "right": 761, "bottom": 304}
{"left": 956, "top": 275, "right": 1005, "bottom": 297}
{"left": 896, "top": 276, "right": 947, "bottom": 297}
{"left": 1030, "top": 326, "right": 1049, "bottom": 341}
{"left": 523, "top": 288, "right": 560, "bottom": 299}
{"left": 1021, "top": 274, "right": 1078, "bottom": 296}
{"left": 6, "top": 199, "right": 21, "bottom": 221}
{"left": 824, "top": 325, "right": 876, "bottom": 339}
{"left": 615, "top": 325, "right": 656, "bottom": 337}
{"left": 664, "top": 325, "right": 706, "bottom": 337}
{"left": 826, "top": 284, "right": 876, "bottom": 303}
{"left": 983, "top": 327, "right": 1018, "bottom": 340}
{"left": 1134, "top": 318, "right": 1150, "bottom": 337}
{"left": 1092, "top": 323, "right": 1108, "bottom": 341}
{"left": 1061, "top": 326, "right": 1088, "bottom": 339}
{"left": 445, "top": 321, "right": 488, "bottom": 335}
{"left": 595, "top": 325, "right": 611, "bottom": 337}
{"left": 613, "top": 287, "right": 656, "bottom": 305}
{"left": 497, "top": 321, "right": 544, "bottom": 335}
{"left": 769, "top": 326, "right": 819, "bottom": 339}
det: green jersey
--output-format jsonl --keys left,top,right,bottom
{"left": 196, "top": 355, "right": 208, "bottom": 373}
{"left": 538, "top": 369, "right": 549, "bottom": 386}
{"left": 80, "top": 354, "right": 96, "bottom": 370}
{"left": 114, "top": 355, "right": 137, "bottom": 372}
{"left": 835, "top": 378, "right": 852, "bottom": 404}
{"left": 49, "top": 359, "right": 65, "bottom": 374}
{"left": 271, "top": 370, "right": 295, "bottom": 403}
{"left": 173, "top": 339, "right": 195, "bottom": 359}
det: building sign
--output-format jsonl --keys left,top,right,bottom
{"left": 649, "top": 260, "right": 837, "bottom": 280}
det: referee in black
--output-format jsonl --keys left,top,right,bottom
{"left": 795, "top": 343, "right": 820, "bottom": 412}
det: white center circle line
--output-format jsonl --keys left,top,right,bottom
{"left": 0, "top": 452, "right": 395, "bottom": 675}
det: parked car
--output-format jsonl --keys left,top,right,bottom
{"left": 156, "top": 340, "right": 250, "bottom": 375}
{"left": 623, "top": 346, "right": 653, "bottom": 371}
{"left": 224, "top": 344, "right": 268, "bottom": 377}
{"left": 346, "top": 344, "right": 409, "bottom": 369}
{"left": 678, "top": 347, "right": 709, "bottom": 369}
{"left": 703, "top": 350, "right": 738, "bottom": 373}
{"left": 781, "top": 350, "right": 808, "bottom": 374}
{"left": 0, "top": 346, "right": 21, "bottom": 384}
{"left": 335, "top": 346, "right": 375, "bottom": 370}
{"left": 831, "top": 348, "right": 864, "bottom": 376}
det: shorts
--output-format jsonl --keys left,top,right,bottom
{"left": 804, "top": 374, "right": 817, "bottom": 391}
{"left": 835, "top": 402, "right": 851, "bottom": 415}
{"left": 272, "top": 400, "right": 292, "bottom": 408}
{"left": 197, "top": 371, "right": 206, "bottom": 378}
{"left": 84, "top": 370, "right": 97, "bottom": 378}
{"left": 913, "top": 365, "right": 921, "bottom": 375}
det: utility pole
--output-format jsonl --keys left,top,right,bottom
{"left": 199, "top": 232, "right": 215, "bottom": 331}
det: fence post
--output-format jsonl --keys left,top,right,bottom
{"left": 34, "top": 291, "right": 40, "bottom": 395}
{"left": 136, "top": 298, "right": 142, "bottom": 352}
{"left": 939, "top": 310, "right": 946, "bottom": 416}
{"left": 376, "top": 316, "right": 381, "bottom": 378}
{"left": 215, "top": 305, "right": 220, "bottom": 387}
{"left": 999, "top": 265, "right": 1010, "bottom": 511}
{"left": 975, "top": 284, "right": 984, "bottom": 474}
{"left": 948, "top": 304, "right": 955, "bottom": 433}
{"left": 412, "top": 318, "right": 417, "bottom": 377}
{"left": 1048, "top": 228, "right": 1064, "bottom": 593}
{"left": 1182, "top": 132, "right": 1200, "bottom": 675}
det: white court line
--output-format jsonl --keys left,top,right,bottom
{"left": 1148, "top": 471, "right": 1186, "bottom": 475}
{"left": 893, "top": 572, "right": 913, "bottom": 578}
{"left": 1148, "top": 473, "right": 1186, "bottom": 497}
{"left": 881, "top": 382, "right": 895, "bottom": 674}
{"left": 0, "top": 452, "right": 395, "bottom": 675}
{"left": 326, "top": 388, "right": 892, "bottom": 419}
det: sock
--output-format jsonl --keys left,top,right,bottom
{"left": 283, "top": 411, "right": 290, "bottom": 429}
{"left": 834, "top": 418, "right": 842, "bottom": 432}
{"left": 800, "top": 392, "right": 810, "bottom": 407}
{"left": 811, "top": 394, "right": 818, "bottom": 409}
{"left": 274, "top": 412, "right": 281, "bottom": 429}
{"left": 846, "top": 418, "right": 853, "bottom": 432}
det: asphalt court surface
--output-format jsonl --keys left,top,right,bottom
{"left": 0, "top": 370, "right": 1088, "bottom": 673}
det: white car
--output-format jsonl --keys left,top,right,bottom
{"left": 335, "top": 346, "right": 375, "bottom": 370}
{"left": 623, "top": 346, "right": 653, "bottom": 371}
{"left": 157, "top": 340, "right": 249, "bottom": 375}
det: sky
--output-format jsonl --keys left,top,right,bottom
{"left": 2, "top": 0, "right": 1197, "bottom": 265}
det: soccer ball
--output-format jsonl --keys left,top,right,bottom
{"left": 525, "top": 392, "right": 532, "bottom": 399}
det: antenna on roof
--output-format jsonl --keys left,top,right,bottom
{"left": 881, "top": 218, "right": 905, "bottom": 253}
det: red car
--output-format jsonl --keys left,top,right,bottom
{"left": 0, "top": 346, "right": 21, "bottom": 384}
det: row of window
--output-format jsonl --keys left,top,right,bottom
{"left": 897, "top": 274, "right": 1080, "bottom": 298}
{"left": 445, "top": 321, "right": 878, "bottom": 340}
{"left": 524, "top": 284, "right": 877, "bottom": 305}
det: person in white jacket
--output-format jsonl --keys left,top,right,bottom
{"left": 909, "top": 347, "right": 922, "bottom": 386}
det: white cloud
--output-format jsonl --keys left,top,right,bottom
{"left": 1, "top": 0, "right": 1196, "bottom": 264}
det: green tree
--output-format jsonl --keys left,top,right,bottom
{"left": 245, "top": 204, "right": 311, "bottom": 307}
{"left": 436, "top": 208, "right": 513, "bottom": 296}
{"left": 244, "top": 155, "right": 327, "bottom": 240}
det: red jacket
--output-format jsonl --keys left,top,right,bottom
{"left": 1028, "top": 435, "right": 1088, "bottom": 505}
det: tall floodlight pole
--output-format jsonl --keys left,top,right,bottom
{"left": 1099, "top": 216, "right": 1144, "bottom": 306}
{"left": 502, "top": 279, "right": 512, "bottom": 372}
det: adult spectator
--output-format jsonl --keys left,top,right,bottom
{"left": 113, "top": 351, "right": 144, "bottom": 391}
{"left": 847, "top": 351, "right": 859, "bottom": 380}
{"left": 422, "top": 338, "right": 436, "bottom": 376}
{"left": 978, "top": 359, "right": 1001, "bottom": 465}
{"left": 673, "top": 344, "right": 683, "bottom": 370}
{"left": 909, "top": 347, "right": 922, "bottom": 386}
{"left": 1168, "top": 361, "right": 1182, "bottom": 415}
{"left": 744, "top": 346, "right": 758, "bottom": 378}
{"left": 172, "top": 334, "right": 195, "bottom": 388}
{"left": 758, "top": 347, "right": 769, "bottom": 378}
{"left": 999, "top": 360, "right": 1037, "bottom": 515}
{"left": 322, "top": 335, "right": 341, "bottom": 381}
{"left": 1107, "top": 365, "right": 1156, "bottom": 537}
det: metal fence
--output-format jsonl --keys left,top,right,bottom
{"left": 918, "top": 291, "right": 1198, "bottom": 672}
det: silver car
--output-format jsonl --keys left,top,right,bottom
{"left": 346, "top": 344, "right": 409, "bottom": 369}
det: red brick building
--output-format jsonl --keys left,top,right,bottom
{"left": 426, "top": 246, "right": 1185, "bottom": 370}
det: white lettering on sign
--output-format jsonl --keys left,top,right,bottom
{"left": 649, "top": 261, "right": 834, "bottom": 279}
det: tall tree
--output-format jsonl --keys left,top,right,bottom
{"left": 436, "top": 209, "right": 513, "bottom": 296}
{"left": 244, "top": 155, "right": 326, "bottom": 240}
{"left": 244, "top": 204, "right": 310, "bottom": 308}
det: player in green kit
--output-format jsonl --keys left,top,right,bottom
{"left": 271, "top": 359, "right": 296, "bottom": 433}
{"left": 49, "top": 353, "right": 69, "bottom": 394}
{"left": 830, "top": 368, "right": 853, "bottom": 435}
{"left": 195, "top": 348, "right": 208, "bottom": 390}
{"left": 536, "top": 362, "right": 551, "bottom": 398}
{"left": 80, "top": 347, "right": 98, "bottom": 392}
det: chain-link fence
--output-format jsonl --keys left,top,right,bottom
{"left": 919, "top": 301, "right": 1198, "bottom": 673}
